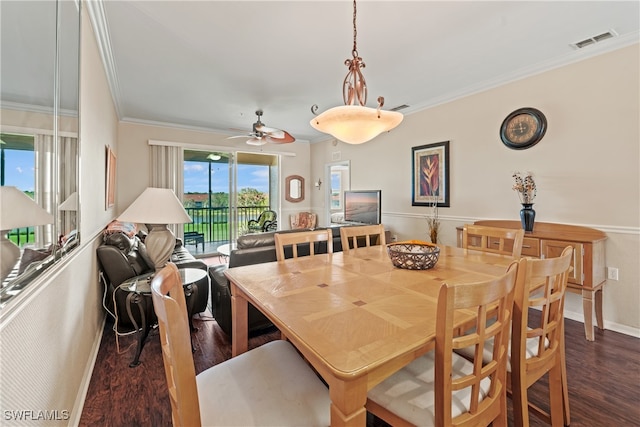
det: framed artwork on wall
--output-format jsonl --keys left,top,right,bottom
{"left": 105, "top": 145, "right": 116, "bottom": 209}
{"left": 412, "top": 141, "right": 450, "bottom": 207}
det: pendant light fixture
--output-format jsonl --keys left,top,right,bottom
{"left": 310, "top": 0, "right": 403, "bottom": 144}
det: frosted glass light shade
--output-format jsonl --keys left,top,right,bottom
{"left": 310, "top": 105, "right": 404, "bottom": 144}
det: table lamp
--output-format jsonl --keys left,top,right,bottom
{"left": 116, "top": 187, "right": 192, "bottom": 271}
{"left": 58, "top": 192, "right": 78, "bottom": 211}
{"left": 0, "top": 186, "right": 55, "bottom": 282}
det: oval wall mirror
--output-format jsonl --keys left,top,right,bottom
{"left": 285, "top": 175, "right": 304, "bottom": 203}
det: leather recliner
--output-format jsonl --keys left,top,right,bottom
{"left": 97, "top": 231, "right": 209, "bottom": 331}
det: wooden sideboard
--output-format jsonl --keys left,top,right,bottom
{"left": 456, "top": 220, "right": 607, "bottom": 341}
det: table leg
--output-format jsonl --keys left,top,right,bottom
{"left": 183, "top": 284, "right": 198, "bottom": 332}
{"left": 126, "top": 293, "right": 149, "bottom": 368}
{"left": 595, "top": 287, "right": 604, "bottom": 331}
{"left": 581, "top": 289, "right": 594, "bottom": 341}
{"left": 328, "top": 376, "right": 368, "bottom": 427}
{"left": 230, "top": 282, "right": 248, "bottom": 357}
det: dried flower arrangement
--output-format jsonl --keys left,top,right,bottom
{"left": 512, "top": 171, "right": 537, "bottom": 204}
{"left": 425, "top": 196, "right": 440, "bottom": 244}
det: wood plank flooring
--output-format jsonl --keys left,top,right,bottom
{"left": 80, "top": 305, "right": 640, "bottom": 426}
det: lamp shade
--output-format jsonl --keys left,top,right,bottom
{"left": 0, "top": 186, "right": 54, "bottom": 230}
{"left": 59, "top": 192, "right": 78, "bottom": 211}
{"left": 116, "top": 187, "right": 192, "bottom": 225}
{"left": 310, "top": 105, "right": 404, "bottom": 144}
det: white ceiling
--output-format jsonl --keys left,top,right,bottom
{"left": 3, "top": 2, "right": 639, "bottom": 144}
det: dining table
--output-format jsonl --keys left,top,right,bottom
{"left": 224, "top": 244, "right": 514, "bottom": 427}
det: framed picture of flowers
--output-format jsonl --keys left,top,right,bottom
{"left": 412, "top": 141, "right": 450, "bottom": 207}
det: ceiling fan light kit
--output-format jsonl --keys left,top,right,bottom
{"left": 310, "top": 0, "right": 403, "bottom": 144}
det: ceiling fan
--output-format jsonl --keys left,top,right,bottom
{"left": 228, "top": 110, "right": 295, "bottom": 146}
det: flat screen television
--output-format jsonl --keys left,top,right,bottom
{"left": 343, "top": 190, "right": 382, "bottom": 225}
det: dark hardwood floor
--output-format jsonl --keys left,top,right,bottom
{"left": 80, "top": 302, "right": 640, "bottom": 426}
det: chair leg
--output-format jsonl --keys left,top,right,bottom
{"left": 510, "top": 372, "right": 530, "bottom": 427}
{"left": 560, "top": 324, "right": 571, "bottom": 426}
{"left": 548, "top": 359, "right": 565, "bottom": 427}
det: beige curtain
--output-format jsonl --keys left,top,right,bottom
{"left": 34, "top": 134, "right": 55, "bottom": 247}
{"left": 149, "top": 144, "right": 184, "bottom": 237}
{"left": 58, "top": 136, "right": 78, "bottom": 237}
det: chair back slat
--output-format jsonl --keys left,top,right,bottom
{"left": 340, "top": 224, "right": 386, "bottom": 252}
{"left": 462, "top": 224, "right": 525, "bottom": 258}
{"left": 274, "top": 229, "right": 333, "bottom": 261}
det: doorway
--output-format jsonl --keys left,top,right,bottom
{"left": 324, "top": 160, "right": 350, "bottom": 225}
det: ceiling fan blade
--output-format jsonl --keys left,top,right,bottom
{"left": 266, "top": 129, "right": 285, "bottom": 139}
{"left": 255, "top": 124, "right": 281, "bottom": 134}
{"left": 246, "top": 137, "right": 268, "bottom": 146}
{"left": 268, "top": 131, "right": 295, "bottom": 144}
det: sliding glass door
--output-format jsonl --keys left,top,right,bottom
{"left": 183, "top": 149, "right": 279, "bottom": 255}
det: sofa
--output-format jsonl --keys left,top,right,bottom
{"left": 209, "top": 226, "right": 346, "bottom": 337}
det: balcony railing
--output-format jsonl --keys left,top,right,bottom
{"left": 183, "top": 205, "right": 271, "bottom": 243}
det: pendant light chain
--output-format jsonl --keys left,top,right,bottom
{"left": 352, "top": 0, "right": 358, "bottom": 58}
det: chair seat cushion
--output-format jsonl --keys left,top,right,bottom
{"left": 196, "top": 340, "right": 330, "bottom": 426}
{"left": 368, "top": 351, "right": 490, "bottom": 426}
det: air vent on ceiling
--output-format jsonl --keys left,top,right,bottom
{"left": 571, "top": 30, "right": 617, "bottom": 49}
{"left": 390, "top": 104, "right": 410, "bottom": 112}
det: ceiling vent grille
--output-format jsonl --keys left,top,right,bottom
{"left": 571, "top": 30, "right": 617, "bottom": 49}
{"left": 390, "top": 104, "right": 410, "bottom": 112}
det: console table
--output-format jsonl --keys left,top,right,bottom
{"left": 456, "top": 220, "right": 607, "bottom": 341}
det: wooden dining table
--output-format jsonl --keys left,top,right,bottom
{"left": 225, "top": 244, "right": 514, "bottom": 426}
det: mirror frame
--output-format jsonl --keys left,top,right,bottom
{"left": 285, "top": 175, "right": 305, "bottom": 203}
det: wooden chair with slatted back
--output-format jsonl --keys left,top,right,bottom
{"left": 274, "top": 229, "right": 333, "bottom": 261}
{"left": 367, "top": 259, "right": 522, "bottom": 427}
{"left": 462, "top": 224, "right": 525, "bottom": 258}
{"left": 510, "top": 245, "right": 573, "bottom": 427}
{"left": 339, "top": 224, "right": 386, "bottom": 252}
{"left": 150, "top": 262, "right": 330, "bottom": 426}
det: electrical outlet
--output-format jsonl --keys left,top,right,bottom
{"left": 607, "top": 267, "right": 619, "bottom": 281}
{"left": 392, "top": 235, "right": 398, "bottom": 242}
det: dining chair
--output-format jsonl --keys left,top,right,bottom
{"left": 340, "top": 224, "right": 386, "bottom": 252}
{"left": 274, "top": 229, "right": 333, "bottom": 261}
{"left": 150, "top": 262, "right": 330, "bottom": 426}
{"left": 462, "top": 224, "right": 525, "bottom": 258}
{"left": 510, "top": 245, "right": 573, "bottom": 427}
{"left": 366, "top": 259, "right": 522, "bottom": 427}
{"left": 457, "top": 245, "right": 573, "bottom": 427}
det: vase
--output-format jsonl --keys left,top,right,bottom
{"left": 430, "top": 228, "right": 438, "bottom": 244}
{"left": 520, "top": 203, "right": 536, "bottom": 232}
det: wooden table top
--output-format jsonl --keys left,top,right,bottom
{"left": 225, "top": 245, "right": 513, "bottom": 381}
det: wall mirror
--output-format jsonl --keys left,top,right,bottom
{"left": 325, "top": 161, "right": 350, "bottom": 224}
{"left": 0, "top": 0, "right": 81, "bottom": 308}
{"left": 285, "top": 175, "right": 304, "bottom": 203}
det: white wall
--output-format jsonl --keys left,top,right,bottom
{"left": 311, "top": 44, "right": 640, "bottom": 336}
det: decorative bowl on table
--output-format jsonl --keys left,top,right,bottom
{"left": 386, "top": 240, "right": 440, "bottom": 270}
